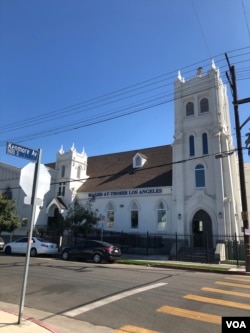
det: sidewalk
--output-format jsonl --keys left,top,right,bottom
{"left": 120, "top": 254, "right": 249, "bottom": 274}
{"left": 0, "top": 306, "right": 60, "bottom": 333}
{"left": 0, "top": 301, "right": 113, "bottom": 333}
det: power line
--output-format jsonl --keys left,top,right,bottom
{"left": 241, "top": 0, "right": 250, "bottom": 43}
{"left": 1, "top": 147, "right": 247, "bottom": 192}
{"left": 0, "top": 47, "right": 249, "bottom": 146}
{"left": 191, "top": 0, "right": 212, "bottom": 59}
{"left": 0, "top": 49, "right": 243, "bottom": 134}
{"left": 0, "top": 51, "right": 248, "bottom": 136}
{"left": 0, "top": 79, "right": 229, "bottom": 145}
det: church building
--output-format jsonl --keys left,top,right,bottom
{"left": 1, "top": 62, "right": 249, "bottom": 247}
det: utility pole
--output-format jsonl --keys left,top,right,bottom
{"left": 225, "top": 53, "right": 250, "bottom": 273}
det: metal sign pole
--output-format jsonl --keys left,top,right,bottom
{"left": 18, "top": 149, "right": 42, "bottom": 324}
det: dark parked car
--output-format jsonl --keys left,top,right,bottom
{"left": 61, "top": 240, "right": 121, "bottom": 263}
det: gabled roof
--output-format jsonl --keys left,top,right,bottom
{"left": 78, "top": 145, "right": 172, "bottom": 193}
{"left": 46, "top": 197, "right": 67, "bottom": 213}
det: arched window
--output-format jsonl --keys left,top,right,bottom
{"left": 106, "top": 202, "right": 114, "bottom": 228}
{"left": 61, "top": 165, "right": 65, "bottom": 178}
{"left": 131, "top": 202, "right": 139, "bottom": 229}
{"left": 202, "top": 133, "right": 208, "bottom": 154}
{"left": 200, "top": 98, "right": 209, "bottom": 113}
{"left": 58, "top": 182, "right": 65, "bottom": 196}
{"left": 189, "top": 135, "right": 195, "bottom": 156}
{"left": 195, "top": 164, "right": 205, "bottom": 188}
{"left": 186, "top": 102, "right": 194, "bottom": 116}
{"left": 77, "top": 166, "right": 81, "bottom": 178}
{"left": 135, "top": 155, "right": 141, "bottom": 167}
{"left": 157, "top": 201, "right": 166, "bottom": 229}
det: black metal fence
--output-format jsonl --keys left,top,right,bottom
{"left": 1, "top": 230, "right": 245, "bottom": 265}
{"left": 62, "top": 230, "right": 246, "bottom": 265}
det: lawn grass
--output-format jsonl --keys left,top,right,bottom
{"left": 117, "top": 259, "right": 230, "bottom": 272}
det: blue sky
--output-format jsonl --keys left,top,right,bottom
{"left": 0, "top": 0, "right": 250, "bottom": 167}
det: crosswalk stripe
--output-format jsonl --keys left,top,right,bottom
{"left": 114, "top": 277, "right": 250, "bottom": 332}
{"left": 202, "top": 286, "right": 250, "bottom": 298}
{"left": 184, "top": 294, "right": 250, "bottom": 310}
{"left": 63, "top": 282, "right": 167, "bottom": 317}
{"left": 114, "top": 325, "right": 161, "bottom": 333}
{"left": 157, "top": 305, "right": 220, "bottom": 325}
{"left": 215, "top": 281, "right": 250, "bottom": 289}
{"left": 225, "top": 276, "right": 250, "bottom": 283}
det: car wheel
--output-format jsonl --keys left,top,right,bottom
{"left": 30, "top": 248, "right": 37, "bottom": 257}
{"left": 5, "top": 246, "right": 11, "bottom": 255}
{"left": 62, "top": 251, "right": 69, "bottom": 260}
{"left": 93, "top": 253, "right": 102, "bottom": 263}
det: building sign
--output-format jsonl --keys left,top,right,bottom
{"left": 88, "top": 188, "right": 163, "bottom": 198}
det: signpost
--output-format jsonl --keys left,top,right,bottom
{"left": 6, "top": 142, "right": 51, "bottom": 324}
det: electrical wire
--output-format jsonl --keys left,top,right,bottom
{"left": 191, "top": 0, "right": 212, "bottom": 59}
{"left": 241, "top": 0, "right": 250, "bottom": 44}
{"left": 1, "top": 147, "right": 247, "bottom": 192}
{"left": 0, "top": 47, "right": 249, "bottom": 147}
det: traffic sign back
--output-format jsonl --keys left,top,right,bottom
{"left": 20, "top": 163, "right": 51, "bottom": 204}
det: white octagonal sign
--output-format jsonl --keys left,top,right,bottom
{"left": 20, "top": 163, "right": 51, "bottom": 200}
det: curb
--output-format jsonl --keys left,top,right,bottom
{"left": 117, "top": 260, "right": 247, "bottom": 275}
{"left": 0, "top": 307, "right": 61, "bottom": 333}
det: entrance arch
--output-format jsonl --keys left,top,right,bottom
{"left": 47, "top": 207, "right": 64, "bottom": 236}
{"left": 192, "top": 210, "right": 213, "bottom": 248}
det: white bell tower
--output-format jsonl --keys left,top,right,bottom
{"left": 55, "top": 144, "right": 88, "bottom": 206}
{"left": 172, "top": 62, "right": 242, "bottom": 241}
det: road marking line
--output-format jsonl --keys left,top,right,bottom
{"left": 157, "top": 305, "right": 220, "bottom": 325}
{"left": 215, "top": 281, "right": 250, "bottom": 289}
{"left": 114, "top": 325, "right": 161, "bottom": 333}
{"left": 225, "top": 276, "right": 250, "bottom": 283}
{"left": 63, "top": 282, "right": 167, "bottom": 317}
{"left": 184, "top": 294, "right": 250, "bottom": 310}
{"left": 201, "top": 287, "right": 250, "bottom": 298}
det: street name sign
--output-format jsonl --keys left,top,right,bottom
{"left": 6, "top": 141, "right": 38, "bottom": 162}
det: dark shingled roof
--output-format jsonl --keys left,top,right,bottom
{"left": 78, "top": 145, "right": 172, "bottom": 193}
{"left": 55, "top": 197, "right": 67, "bottom": 209}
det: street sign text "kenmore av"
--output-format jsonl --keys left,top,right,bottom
{"left": 6, "top": 142, "right": 38, "bottom": 161}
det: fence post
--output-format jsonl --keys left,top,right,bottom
{"left": 146, "top": 231, "right": 149, "bottom": 256}
{"left": 234, "top": 232, "right": 239, "bottom": 267}
{"left": 120, "top": 230, "right": 123, "bottom": 252}
{"left": 205, "top": 232, "right": 208, "bottom": 263}
{"left": 175, "top": 232, "right": 178, "bottom": 260}
{"left": 190, "top": 234, "right": 193, "bottom": 261}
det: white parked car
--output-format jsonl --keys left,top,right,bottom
{"left": 4, "top": 237, "right": 58, "bottom": 257}
{"left": 0, "top": 236, "right": 5, "bottom": 251}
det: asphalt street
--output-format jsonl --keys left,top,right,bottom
{"left": 0, "top": 255, "right": 250, "bottom": 333}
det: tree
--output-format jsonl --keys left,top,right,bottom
{"left": 65, "top": 199, "right": 99, "bottom": 243}
{"left": 0, "top": 194, "right": 20, "bottom": 234}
